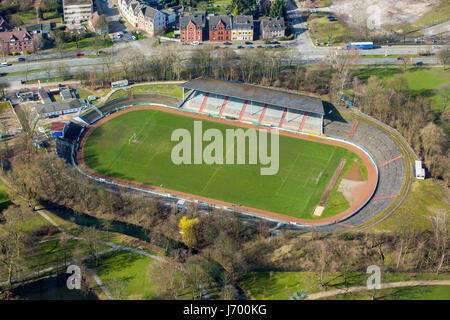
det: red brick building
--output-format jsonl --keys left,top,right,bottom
{"left": 0, "top": 31, "right": 34, "bottom": 55}
{"left": 180, "top": 13, "right": 205, "bottom": 42}
{"left": 209, "top": 15, "right": 232, "bottom": 42}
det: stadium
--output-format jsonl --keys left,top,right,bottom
{"left": 73, "top": 78, "right": 408, "bottom": 231}
{"left": 179, "top": 78, "right": 324, "bottom": 135}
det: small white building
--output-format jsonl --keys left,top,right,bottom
{"left": 415, "top": 160, "right": 425, "bottom": 180}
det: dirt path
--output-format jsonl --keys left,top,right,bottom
{"left": 306, "top": 280, "right": 450, "bottom": 300}
{"left": 77, "top": 105, "right": 378, "bottom": 226}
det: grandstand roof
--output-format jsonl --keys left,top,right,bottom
{"left": 179, "top": 78, "right": 324, "bottom": 115}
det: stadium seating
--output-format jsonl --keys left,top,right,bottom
{"left": 281, "top": 109, "right": 304, "bottom": 131}
{"left": 240, "top": 101, "right": 266, "bottom": 122}
{"left": 260, "top": 105, "right": 284, "bottom": 126}
{"left": 221, "top": 97, "right": 245, "bottom": 118}
{"left": 203, "top": 93, "right": 226, "bottom": 115}
{"left": 302, "top": 113, "right": 323, "bottom": 135}
{"left": 183, "top": 91, "right": 206, "bottom": 112}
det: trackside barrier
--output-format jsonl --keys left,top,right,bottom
{"left": 71, "top": 101, "right": 381, "bottom": 228}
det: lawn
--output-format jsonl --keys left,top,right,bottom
{"left": 354, "top": 67, "right": 450, "bottom": 111}
{"left": 240, "top": 271, "right": 450, "bottom": 300}
{"left": 372, "top": 179, "right": 450, "bottom": 232}
{"left": 306, "top": 13, "right": 355, "bottom": 46}
{"left": 0, "top": 178, "right": 11, "bottom": 212}
{"left": 327, "top": 285, "right": 450, "bottom": 300}
{"left": 83, "top": 109, "right": 364, "bottom": 219}
{"left": 88, "top": 250, "right": 159, "bottom": 300}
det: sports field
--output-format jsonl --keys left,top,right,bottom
{"left": 83, "top": 109, "right": 365, "bottom": 219}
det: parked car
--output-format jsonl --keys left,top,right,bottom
{"left": 18, "top": 57, "right": 26, "bottom": 61}
{"left": 76, "top": 53, "right": 84, "bottom": 56}
{"left": 415, "top": 61, "right": 424, "bottom": 66}
{"left": 223, "top": 42, "right": 232, "bottom": 45}
{"left": 122, "top": 30, "right": 127, "bottom": 34}
{"left": 237, "top": 45, "right": 244, "bottom": 49}
{"left": 257, "top": 45, "right": 263, "bottom": 48}
{"left": 245, "top": 41, "right": 252, "bottom": 45}
{"left": 191, "top": 41, "right": 200, "bottom": 46}
{"left": 0, "top": 62, "right": 10, "bottom": 67}
{"left": 247, "top": 45, "right": 254, "bottom": 48}
{"left": 266, "top": 45, "right": 273, "bottom": 48}
{"left": 214, "top": 46, "right": 220, "bottom": 49}
{"left": 272, "top": 41, "right": 280, "bottom": 44}
{"left": 132, "top": 36, "right": 136, "bottom": 41}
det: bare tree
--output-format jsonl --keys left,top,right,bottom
{"left": 0, "top": 206, "right": 30, "bottom": 288}
{"left": 427, "top": 210, "right": 449, "bottom": 274}
{"left": 437, "top": 46, "right": 450, "bottom": 70}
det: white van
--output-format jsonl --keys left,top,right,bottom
{"left": 191, "top": 41, "right": 199, "bottom": 46}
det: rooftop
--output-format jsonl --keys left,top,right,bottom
{"left": 180, "top": 78, "right": 324, "bottom": 115}
{"left": 180, "top": 13, "right": 205, "bottom": 29}
{"left": 209, "top": 15, "right": 232, "bottom": 30}
{"left": 63, "top": 0, "right": 92, "bottom": 6}
{"left": 35, "top": 99, "right": 86, "bottom": 115}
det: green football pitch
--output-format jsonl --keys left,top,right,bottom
{"left": 83, "top": 109, "right": 363, "bottom": 220}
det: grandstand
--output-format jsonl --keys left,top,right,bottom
{"left": 179, "top": 78, "right": 325, "bottom": 135}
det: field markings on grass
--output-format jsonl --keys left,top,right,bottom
{"left": 199, "top": 131, "right": 237, "bottom": 194}
{"left": 104, "top": 116, "right": 154, "bottom": 174}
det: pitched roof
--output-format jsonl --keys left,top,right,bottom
{"left": 209, "top": 15, "right": 232, "bottom": 30}
{"left": 0, "top": 31, "right": 33, "bottom": 42}
{"left": 180, "top": 78, "right": 324, "bottom": 115}
{"left": 180, "top": 13, "right": 205, "bottom": 29}
{"left": 233, "top": 15, "right": 253, "bottom": 29}
{"left": 140, "top": 5, "right": 159, "bottom": 19}
{"left": 35, "top": 99, "right": 86, "bottom": 115}
{"left": 0, "top": 16, "right": 12, "bottom": 31}
{"left": 261, "top": 17, "right": 285, "bottom": 31}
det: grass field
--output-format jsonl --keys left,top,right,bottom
{"left": 0, "top": 179, "right": 11, "bottom": 213}
{"left": 306, "top": 13, "right": 355, "bottom": 46}
{"left": 326, "top": 285, "right": 450, "bottom": 300}
{"left": 83, "top": 109, "right": 364, "bottom": 219}
{"left": 354, "top": 67, "right": 450, "bottom": 111}
{"left": 372, "top": 179, "right": 450, "bottom": 233}
{"left": 241, "top": 271, "right": 450, "bottom": 300}
{"left": 87, "top": 250, "right": 159, "bottom": 300}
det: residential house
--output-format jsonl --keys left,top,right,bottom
{"left": 232, "top": 15, "right": 254, "bottom": 41}
{"left": 0, "top": 31, "right": 34, "bottom": 55}
{"left": 136, "top": 5, "right": 166, "bottom": 36}
{"left": 260, "top": 17, "right": 285, "bottom": 40}
{"left": 209, "top": 15, "right": 232, "bottom": 42}
{"left": 118, "top": 0, "right": 140, "bottom": 27}
{"left": 180, "top": 13, "right": 206, "bottom": 43}
{"left": 0, "top": 16, "right": 13, "bottom": 32}
{"left": 63, "top": 0, "right": 93, "bottom": 26}
{"left": 161, "top": 8, "right": 178, "bottom": 26}
{"left": 89, "top": 11, "right": 108, "bottom": 35}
